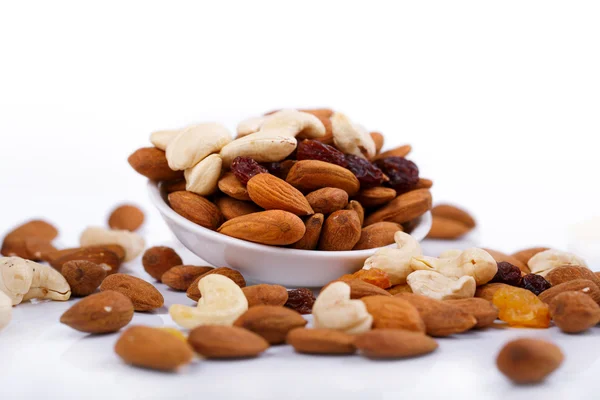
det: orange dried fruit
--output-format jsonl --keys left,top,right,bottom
{"left": 492, "top": 286, "right": 550, "bottom": 328}
{"left": 339, "top": 268, "right": 392, "bottom": 289}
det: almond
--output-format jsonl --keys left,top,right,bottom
{"left": 1, "top": 219, "right": 58, "bottom": 258}
{"left": 115, "top": 326, "right": 194, "bottom": 371}
{"left": 327, "top": 279, "right": 391, "bottom": 299}
{"left": 49, "top": 246, "right": 122, "bottom": 274}
{"left": 483, "top": 248, "right": 530, "bottom": 274}
{"left": 538, "top": 279, "right": 600, "bottom": 305}
{"left": 544, "top": 265, "right": 600, "bottom": 287}
{"left": 187, "top": 325, "right": 269, "bottom": 359}
{"left": 511, "top": 247, "right": 550, "bottom": 266}
{"left": 370, "top": 132, "right": 384, "bottom": 154}
{"left": 431, "top": 204, "right": 476, "bottom": 228}
{"left": 243, "top": 284, "right": 289, "bottom": 307}
{"left": 233, "top": 305, "right": 307, "bottom": 344}
{"left": 108, "top": 204, "right": 145, "bottom": 232}
{"left": 549, "top": 291, "right": 600, "bottom": 333}
{"left": 287, "top": 328, "right": 355, "bottom": 355}
{"left": 142, "top": 246, "right": 183, "bottom": 281}
{"left": 216, "top": 196, "right": 262, "bottom": 221}
{"left": 23, "top": 237, "right": 57, "bottom": 261}
{"left": 161, "top": 265, "right": 214, "bottom": 291}
{"left": 426, "top": 216, "right": 472, "bottom": 240}
{"left": 217, "top": 172, "right": 251, "bottom": 201}
{"left": 289, "top": 213, "right": 324, "bottom": 250}
{"left": 127, "top": 147, "right": 183, "bottom": 181}
{"left": 218, "top": 210, "right": 305, "bottom": 246}
{"left": 361, "top": 295, "right": 425, "bottom": 332}
{"left": 496, "top": 338, "right": 564, "bottom": 384}
{"left": 354, "top": 187, "right": 397, "bottom": 208}
{"left": 475, "top": 283, "right": 513, "bottom": 302}
{"left": 354, "top": 329, "right": 437, "bottom": 359}
{"left": 414, "top": 178, "right": 433, "bottom": 189}
{"left": 353, "top": 222, "right": 403, "bottom": 250}
{"left": 364, "top": 189, "right": 432, "bottom": 226}
{"left": 305, "top": 188, "right": 348, "bottom": 214}
{"left": 60, "top": 290, "right": 133, "bottom": 333}
{"left": 61, "top": 260, "right": 107, "bottom": 297}
{"left": 373, "top": 144, "right": 412, "bottom": 160}
{"left": 162, "top": 179, "right": 187, "bottom": 194}
{"left": 100, "top": 273, "right": 164, "bottom": 311}
{"left": 186, "top": 267, "right": 246, "bottom": 301}
{"left": 286, "top": 160, "right": 360, "bottom": 197}
{"left": 318, "top": 210, "right": 361, "bottom": 251}
{"left": 247, "top": 173, "right": 314, "bottom": 216}
{"left": 445, "top": 298, "right": 498, "bottom": 329}
{"left": 395, "top": 293, "right": 477, "bottom": 337}
{"left": 345, "top": 200, "right": 364, "bottom": 226}
{"left": 386, "top": 284, "right": 413, "bottom": 295}
{"left": 168, "top": 191, "right": 223, "bottom": 230}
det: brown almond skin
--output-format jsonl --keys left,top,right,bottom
{"left": 395, "top": 293, "right": 477, "bottom": 337}
{"left": 511, "top": 247, "right": 550, "bottom": 266}
{"left": 23, "top": 237, "right": 57, "bottom": 261}
{"left": 496, "top": 338, "right": 564, "bottom": 384}
{"left": 426, "top": 216, "right": 472, "bottom": 240}
{"left": 49, "top": 246, "right": 122, "bottom": 275}
{"left": 345, "top": 200, "right": 365, "bottom": 226}
{"left": 364, "top": 189, "right": 432, "bottom": 226}
{"left": 545, "top": 266, "right": 600, "bottom": 288}
{"left": 475, "top": 283, "right": 513, "bottom": 302}
{"left": 188, "top": 325, "right": 269, "bottom": 359}
{"left": 387, "top": 284, "right": 413, "bottom": 295}
{"left": 218, "top": 210, "right": 306, "bottom": 246}
{"left": 549, "top": 291, "right": 600, "bottom": 333}
{"left": 100, "top": 274, "right": 164, "bottom": 311}
{"left": 127, "top": 147, "right": 183, "bottom": 181}
{"left": 318, "top": 210, "right": 361, "bottom": 251}
{"left": 234, "top": 305, "right": 307, "bottom": 344}
{"left": 483, "top": 248, "right": 530, "bottom": 274}
{"left": 305, "top": 188, "right": 349, "bottom": 214}
{"left": 370, "top": 132, "right": 384, "bottom": 154}
{"left": 61, "top": 260, "right": 107, "bottom": 297}
{"left": 361, "top": 296, "right": 425, "bottom": 332}
{"left": 1, "top": 220, "right": 58, "bottom": 258}
{"left": 108, "top": 204, "right": 145, "bottom": 231}
{"left": 216, "top": 196, "right": 262, "bottom": 221}
{"left": 162, "top": 180, "right": 187, "bottom": 194}
{"left": 326, "top": 279, "right": 391, "bottom": 299}
{"left": 287, "top": 328, "right": 355, "bottom": 355}
{"left": 353, "top": 222, "right": 403, "bottom": 250}
{"left": 115, "top": 326, "right": 194, "bottom": 371}
{"left": 539, "top": 279, "right": 600, "bottom": 306}
{"left": 289, "top": 213, "right": 324, "bottom": 250}
{"left": 355, "top": 329, "right": 438, "bottom": 359}
{"left": 217, "top": 172, "right": 251, "bottom": 201}
{"left": 355, "top": 187, "right": 397, "bottom": 208}
{"left": 247, "top": 173, "right": 314, "bottom": 216}
{"left": 142, "top": 246, "right": 183, "bottom": 282}
{"left": 186, "top": 267, "right": 246, "bottom": 301}
{"left": 168, "top": 191, "right": 223, "bottom": 230}
{"left": 445, "top": 298, "right": 499, "bottom": 329}
{"left": 286, "top": 160, "right": 360, "bottom": 197}
{"left": 414, "top": 178, "right": 433, "bottom": 189}
{"left": 161, "top": 265, "right": 214, "bottom": 291}
{"left": 243, "top": 284, "right": 289, "bottom": 308}
{"left": 373, "top": 145, "right": 412, "bottom": 160}
{"left": 431, "top": 204, "right": 476, "bottom": 228}
{"left": 60, "top": 290, "right": 134, "bottom": 333}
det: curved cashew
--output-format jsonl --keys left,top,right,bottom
{"left": 528, "top": 249, "right": 588, "bottom": 276}
{"left": 236, "top": 110, "right": 326, "bottom": 139}
{"left": 169, "top": 274, "right": 248, "bottom": 329}
{"left": 411, "top": 248, "right": 497, "bottom": 286}
{"left": 439, "top": 250, "right": 463, "bottom": 259}
{"left": 407, "top": 270, "right": 476, "bottom": 300}
{"left": 236, "top": 116, "right": 267, "bottom": 138}
{"left": 80, "top": 227, "right": 145, "bottom": 262}
{"left": 363, "top": 231, "right": 422, "bottom": 285}
{"left": 331, "top": 112, "right": 376, "bottom": 159}
{"left": 184, "top": 154, "right": 222, "bottom": 196}
{"left": 0, "top": 290, "right": 11, "bottom": 331}
{"left": 150, "top": 129, "right": 180, "bottom": 151}
{"left": 220, "top": 132, "right": 297, "bottom": 166}
{"left": 166, "top": 123, "right": 232, "bottom": 171}
{"left": 313, "top": 281, "right": 373, "bottom": 334}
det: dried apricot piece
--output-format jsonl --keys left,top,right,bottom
{"left": 492, "top": 286, "right": 550, "bottom": 328}
{"left": 338, "top": 268, "right": 392, "bottom": 289}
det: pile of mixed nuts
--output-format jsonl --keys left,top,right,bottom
{"left": 2, "top": 108, "right": 598, "bottom": 387}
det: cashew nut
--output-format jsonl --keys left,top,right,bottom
{"left": 169, "top": 274, "right": 248, "bottom": 329}
{"left": 312, "top": 281, "right": 373, "bottom": 334}
{"left": 236, "top": 115, "right": 266, "bottom": 138}
{"left": 411, "top": 248, "right": 497, "bottom": 286}
{"left": 407, "top": 270, "right": 476, "bottom": 300}
{"left": 80, "top": 227, "right": 145, "bottom": 262}
{"left": 0, "top": 257, "right": 71, "bottom": 305}
{"left": 220, "top": 132, "right": 297, "bottom": 167}
{"left": 184, "top": 154, "right": 222, "bottom": 196}
{"left": 0, "top": 290, "right": 11, "bottom": 331}
{"left": 528, "top": 249, "right": 588, "bottom": 276}
{"left": 165, "top": 123, "right": 232, "bottom": 171}
{"left": 331, "top": 112, "right": 376, "bottom": 159}
{"left": 150, "top": 129, "right": 180, "bottom": 151}
{"left": 363, "top": 231, "right": 422, "bottom": 285}
{"left": 236, "top": 110, "right": 326, "bottom": 139}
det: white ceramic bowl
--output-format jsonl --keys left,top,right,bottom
{"left": 148, "top": 181, "right": 432, "bottom": 287}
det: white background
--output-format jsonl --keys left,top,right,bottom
{"left": 1, "top": 1, "right": 600, "bottom": 399}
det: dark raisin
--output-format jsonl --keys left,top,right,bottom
{"left": 490, "top": 262, "right": 523, "bottom": 286}
{"left": 231, "top": 156, "right": 269, "bottom": 184}
{"left": 344, "top": 154, "right": 385, "bottom": 189}
{"left": 375, "top": 157, "right": 419, "bottom": 193}
{"left": 296, "top": 140, "right": 348, "bottom": 167}
{"left": 284, "top": 288, "right": 316, "bottom": 315}
{"left": 520, "top": 274, "right": 552, "bottom": 295}
{"left": 262, "top": 160, "right": 295, "bottom": 180}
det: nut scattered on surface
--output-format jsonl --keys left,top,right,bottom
{"left": 48, "top": 246, "right": 123, "bottom": 275}
{"left": 161, "top": 265, "right": 214, "bottom": 292}
{"left": 186, "top": 267, "right": 246, "bottom": 301}
{"left": 1, "top": 220, "right": 59, "bottom": 259}
{"left": 538, "top": 279, "right": 600, "bottom": 306}
{"left": 312, "top": 282, "right": 373, "bottom": 335}
{"left": 496, "top": 338, "right": 564, "bottom": 384}
{"left": 361, "top": 295, "right": 425, "bottom": 332}
{"left": 187, "top": 325, "right": 269, "bottom": 359}
{"left": 61, "top": 260, "right": 107, "bottom": 297}
{"left": 100, "top": 274, "right": 164, "bottom": 312}
{"left": 354, "top": 329, "right": 438, "bottom": 359}
{"left": 80, "top": 227, "right": 145, "bottom": 262}
{"left": 287, "top": 328, "right": 356, "bottom": 355}
{"left": 242, "top": 284, "right": 289, "bottom": 308}
{"left": 108, "top": 204, "right": 145, "bottom": 232}
{"left": 445, "top": 298, "right": 498, "bottom": 329}
{"left": 0, "top": 290, "right": 12, "bottom": 331}
{"left": 60, "top": 290, "right": 134, "bottom": 333}
{"left": 142, "top": 246, "right": 183, "bottom": 282}
{"left": 543, "top": 265, "right": 600, "bottom": 287}
{"left": 528, "top": 249, "right": 588, "bottom": 276}
{"left": 549, "top": 291, "right": 600, "bottom": 333}
{"left": 234, "top": 305, "right": 307, "bottom": 344}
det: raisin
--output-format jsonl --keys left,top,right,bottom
{"left": 375, "top": 157, "right": 419, "bottom": 193}
{"left": 296, "top": 140, "right": 348, "bottom": 168}
{"left": 339, "top": 268, "right": 392, "bottom": 289}
{"left": 284, "top": 288, "right": 316, "bottom": 315}
{"left": 490, "top": 262, "right": 522, "bottom": 286}
{"left": 520, "top": 274, "right": 552, "bottom": 295}
{"left": 231, "top": 156, "right": 268, "bottom": 184}
{"left": 344, "top": 154, "right": 385, "bottom": 189}
{"left": 262, "top": 160, "right": 295, "bottom": 180}
{"left": 492, "top": 286, "right": 550, "bottom": 328}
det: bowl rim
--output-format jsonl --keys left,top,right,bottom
{"left": 147, "top": 180, "right": 432, "bottom": 259}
